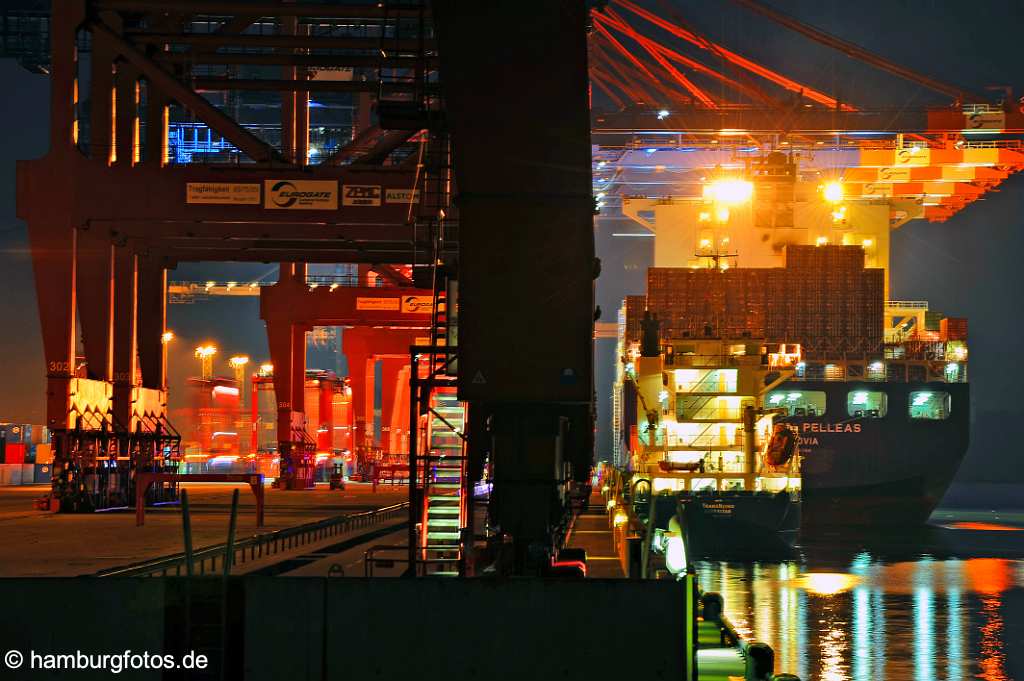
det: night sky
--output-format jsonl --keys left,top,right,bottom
{"left": 1, "top": 1, "right": 1022, "bottom": 481}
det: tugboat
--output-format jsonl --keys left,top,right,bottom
{"left": 629, "top": 311, "right": 801, "bottom": 558}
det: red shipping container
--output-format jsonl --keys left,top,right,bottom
{"left": 3, "top": 443, "right": 26, "bottom": 464}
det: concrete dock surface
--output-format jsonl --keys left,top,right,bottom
{"left": 0, "top": 482, "right": 406, "bottom": 576}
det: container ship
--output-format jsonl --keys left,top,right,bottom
{"left": 612, "top": 154, "right": 969, "bottom": 529}
{"left": 629, "top": 313, "right": 802, "bottom": 555}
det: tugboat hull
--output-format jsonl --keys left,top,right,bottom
{"left": 655, "top": 492, "right": 800, "bottom": 558}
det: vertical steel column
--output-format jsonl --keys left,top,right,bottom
{"left": 114, "top": 51, "right": 140, "bottom": 166}
{"left": 280, "top": 14, "right": 298, "bottom": 163}
{"left": 79, "top": 12, "right": 119, "bottom": 382}
{"left": 76, "top": 229, "right": 114, "bottom": 381}
{"left": 290, "top": 326, "right": 308, "bottom": 418}
{"left": 378, "top": 357, "right": 407, "bottom": 453}
{"left": 137, "top": 260, "right": 167, "bottom": 389}
{"left": 266, "top": 318, "right": 294, "bottom": 452}
{"left": 341, "top": 327, "right": 372, "bottom": 473}
{"left": 407, "top": 351, "right": 419, "bottom": 570}
{"left": 363, "top": 356, "right": 377, "bottom": 454}
{"left": 111, "top": 247, "right": 138, "bottom": 426}
{"left": 295, "top": 21, "right": 310, "bottom": 165}
{"left": 17, "top": 0, "right": 85, "bottom": 497}
{"left": 354, "top": 92, "right": 373, "bottom": 138}
{"left": 90, "top": 13, "right": 118, "bottom": 164}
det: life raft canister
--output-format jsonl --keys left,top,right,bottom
{"left": 764, "top": 423, "right": 796, "bottom": 467}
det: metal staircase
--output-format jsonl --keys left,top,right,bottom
{"left": 419, "top": 389, "right": 467, "bottom": 576}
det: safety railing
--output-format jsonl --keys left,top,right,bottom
{"left": 94, "top": 502, "right": 409, "bottom": 578}
{"left": 364, "top": 544, "right": 460, "bottom": 577}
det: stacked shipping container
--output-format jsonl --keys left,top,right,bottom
{"left": 635, "top": 245, "right": 884, "bottom": 358}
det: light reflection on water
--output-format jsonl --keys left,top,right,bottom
{"left": 695, "top": 554, "right": 1024, "bottom": 680}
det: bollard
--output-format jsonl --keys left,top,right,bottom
{"left": 745, "top": 642, "right": 775, "bottom": 681}
{"left": 700, "top": 592, "right": 724, "bottom": 622}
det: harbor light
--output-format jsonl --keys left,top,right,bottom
{"left": 195, "top": 344, "right": 216, "bottom": 357}
{"left": 194, "top": 344, "right": 218, "bottom": 379}
{"left": 823, "top": 181, "right": 844, "bottom": 203}
{"left": 704, "top": 179, "right": 754, "bottom": 205}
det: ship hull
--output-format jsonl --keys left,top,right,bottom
{"left": 786, "top": 380, "right": 969, "bottom": 528}
{"left": 654, "top": 492, "right": 800, "bottom": 557}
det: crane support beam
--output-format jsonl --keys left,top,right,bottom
{"left": 594, "top": 10, "right": 716, "bottom": 108}
{"left": 610, "top": 0, "right": 854, "bottom": 110}
{"left": 95, "top": 2, "right": 428, "bottom": 19}
{"left": 89, "top": 20, "right": 281, "bottom": 163}
{"left": 726, "top": 0, "right": 977, "bottom": 102}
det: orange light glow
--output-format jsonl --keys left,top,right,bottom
{"left": 965, "top": 558, "right": 1013, "bottom": 596}
{"left": 943, "top": 521, "right": 1023, "bottom": 532}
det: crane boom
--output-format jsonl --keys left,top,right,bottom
{"left": 726, "top": 0, "right": 980, "bottom": 103}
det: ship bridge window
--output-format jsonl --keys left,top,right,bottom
{"left": 909, "top": 391, "right": 951, "bottom": 420}
{"left": 766, "top": 390, "right": 826, "bottom": 417}
{"left": 847, "top": 390, "right": 887, "bottom": 418}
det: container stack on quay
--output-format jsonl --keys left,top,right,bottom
{"left": 0, "top": 423, "right": 53, "bottom": 485}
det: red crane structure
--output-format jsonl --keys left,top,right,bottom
{"left": 17, "top": 1, "right": 445, "bottom": 511}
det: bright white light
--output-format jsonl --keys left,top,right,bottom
{"left": 665, "top": 516, "right": 687, "bottom": 575}
{"left": 852, "top": 391, "right": 869, "bottom": 405}
{"left": 657, "top": 109, "right": 670, "bottom": 120}
{"left": 645, "top": 148, "right": 658, "bottom": 154}
{"left": 816, "top": 236, "right": 829, "bottom": 246}
{"left": 704, "top": 179, "right": 754, "bottom": 205}
{"left": 212, "top": 386, "right": 239, "bottom": 398}
{"left": 823, "top": 181, "right": 844, "bottom": 203}
{"left": 912, "top": 393, "right": 932, "bottom": 406}
{"left": 869, "top": 361, "right": 884, "bottom": 371}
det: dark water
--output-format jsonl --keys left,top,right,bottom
{"left": 694, "top": 498, "right": 1024, "bottom": 680}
